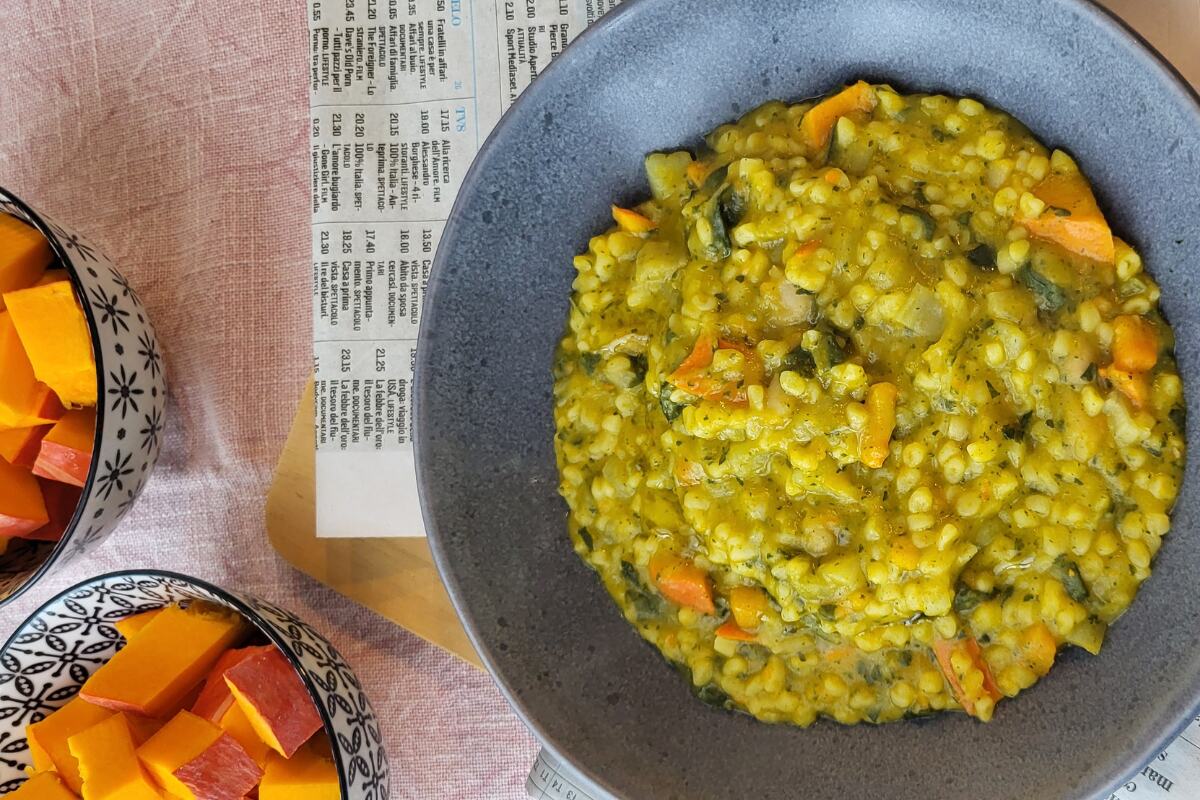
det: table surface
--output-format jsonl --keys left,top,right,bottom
{"left": 0, "top": 2, "right": 1195, "bottom": 799}
{"left": 0, "top": 3, "right": 536, "bottom": 798}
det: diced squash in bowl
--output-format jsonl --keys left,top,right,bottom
{"left": 68, "top": 714, "right": 163, "bottom": 800}
{"left": 7, "top": 771, "right": 78, "bottom": 799}
{"left": 4, "top": 282, "right": 96, "bottom": 408}
{"left": 0, "top": 212, "right": 51, "bottom": 305}
{"left": 0, "top": 312, "right": 63, "bottom": 430}
{"left": 26, "top": 696, "right": 113, "bottom": 794}
{"left": 31, "top": 409, "right": 95, "bottom": 487}
{"left": 0, "top": 456, "right": 49, "bottom": 538}
{"left": 81, "top": 603, "right": 249, "bottom": 718}
{"left": 20, "top": 598, "right": 337, "bottom": 800}
{"left": 0, "top": 211, "right": 102, "bottom": 566}
{"left": 259, "top": 741, "right": 340, "bottom": 800}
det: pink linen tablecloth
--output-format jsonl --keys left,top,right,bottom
{"left": 0, "top": 2, "right": 537, "bottom": 797}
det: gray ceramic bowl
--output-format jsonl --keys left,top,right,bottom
{"left": 0, "top": 188, "right": 167, "bottom": 608}
{"left": 414, "top": 1, "right": 1200, "bottom": 798}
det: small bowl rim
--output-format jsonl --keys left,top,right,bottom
{"left": 0, "top": 186, "right": 111, "bottom": 610}
{"left": 0, "top": 568, "right": 352, "bottom": 797}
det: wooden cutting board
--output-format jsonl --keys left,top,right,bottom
{"left": 266, "top": 380, "right": 482, "bottom": 667}
{"left": 266, "top": 0, "right": 1200, "bottom": 669}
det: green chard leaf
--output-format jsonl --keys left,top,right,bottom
{"left": 966, "top": 243, "right": 996, "bottom": 270}
{"left": 659, "top": 383, "right": 686, "bottom": 422}
{"left": 1018, "top": 265, "right": 1066, "bottom": 312}
{"left": 1053, "top": 555, "right": 1090, "bottom": 603}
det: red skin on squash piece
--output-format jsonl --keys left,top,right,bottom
{"left": 192, "top": 646, "right": 274, "bottom": 722}
{"left": 32, "top": 409, "right": 95, "bottom": 488}
{"left": 0, "top": 425, "right": 50, "bottom": 469}
{"left": 224, "top": 648, "right": 323, "bottom": 758}
{"left": 174, "top": 732, "right": 263, "bottom": 800}
{"left": 0, "top": 456, "right": 48, "bottom": 538}
{"left": 23, "top": 478, "right": 82, "bottom": 541}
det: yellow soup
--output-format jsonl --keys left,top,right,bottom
{"left": 552, "top": 82, "right": 1184, "bottom": 725}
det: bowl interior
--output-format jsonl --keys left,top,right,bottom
{"left": 0, "top": 571, "right": 356, "bottom": 796}
{"left": 415, "top": 1, "right": 1200, "bottom": 798}
{"left": 0, "top": 189, "right": 108, "bottom": 606}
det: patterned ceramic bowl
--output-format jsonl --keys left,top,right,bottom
{"left": 0, "top": 570, "right": 390, "bottom": 798}
{"left": 0, "top": 188, "right": 167, "bottom": 608}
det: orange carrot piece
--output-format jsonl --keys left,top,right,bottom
{"left": 799, "top": 81, "right": 877, "bottom": 154}
{"left": 672, "top": 333, "right": 715, "bottom": 376}
{"left": 670, "top": 373, "right": 721, "bottom": 397}
{"left": 686, "top": 161, "right": 709, "bottom": 187}
{"left": 794, "top": 239, "right": 821, "bottom": 258}
{"left": 611, "top": 205, "right": 657, "bottom": 234}
{"left": 667, "top": 334, "right": 762, "bottom": 407}
{"left": 932, "top": 636, "right": 1002, "bottom": 720}
{"left": 729, "top": 586, "right": 770, "bottom": 630}
{"left": 1020, "top": 173, "right": 1114, "bottom": 264}
{"left": 1018, "top": 623, "right": 1058, "bottom": 676}
{"left": 1100, "top": 365, "right": 1150, "bottom": 409}
{"left": 859, "top": 382, "right": 898, "bottom": 469}
{"left": 649, "top": 552, "right": 715, "bottom": 614}
{"left": 716, "top": 337, "right": 765, "bottom": 388}
{"left": 715, "top": 338, "right": 754, "bottom": 358}
{"left": 673, "top": 459, "right": 705, "bottom": 487}
{"left": 715, "top": 620, "right": 756, "bottom": 642}
{"left": 1110, "top": 315, "right": 1158, "bottom": 372}
{"left": 823, "top": 167, "right": 847, "bottom": 185}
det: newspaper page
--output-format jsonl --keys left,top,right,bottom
{"left": 309, "top": 0, "right": 617, "bottom": 537}
{"left": 306, "top": 0, "right": 1200, "bottom": 796}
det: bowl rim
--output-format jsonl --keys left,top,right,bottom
{"left": 414, "top": 0, "right": 1200, "bottom": 797}
{"left": 0, "top": 186, "right": 111, "bottom": 610}
{"left": 0, "top": 568, "right": 352, "bottom": 797}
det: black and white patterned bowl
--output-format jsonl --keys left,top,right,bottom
{"left": 0, "top": 187, "right": 167, "bottom": 607}
{"left": 0, "top": 570, "right": 390, "bottom": 799}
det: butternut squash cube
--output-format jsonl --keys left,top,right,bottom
{"left": 0, "top": 213, "right": 51, "bottom": 309}
{"left": 224, "top": 647, "right": 323, "bottom": 758}
{"left": 32, "top": 409, "right": 95, "bottom": 487}
{"left": 7, "top": 771, "right": 79, "bottom": 800}
{"left": 26, "top": 697, "right": 113, "bottom": 793}
{"left": 258, "top": 740, "right": 340, "bottom": 800}
{"left": 0, "top": 455, "right": 49, "bottom": 538}
{"left": 0, "top": 312, "right": 63, "bottom": 430}
{"left": 24, "top": 478, "right": 82, "bottom": 542}
{"left": 1020, "top": 173, "right": 1114, "bottom": 264}
{"left": 3, "top": 282, "right": 96, "bottom": 408}
{"left": 124, "top": 713, "right": 169, "bottom": 746}
{"left": 35, "top": 269, "right": 69, "bottom": 287}
{"left": 192, "top": 646, "right": 273, "bottom": 722}
{"left": 67, "top": 714, "right": 163, "bottom": 800}
{"left": 217, "top": 702, "right": 271, "bottom": 768}
{"left": 799, "top": 81, "right": 877, "bottom": 154}
{"left": 137, "top": 711, "right": 262, "bottom": 800}
{"left": 113, "top": 608, "right": 164, "bottom": 641}
{"left": 80, "top": 603, "right": 248, "bottom": 718}
{"left": 0, "top": 424, "right": 50, "bottom": 468}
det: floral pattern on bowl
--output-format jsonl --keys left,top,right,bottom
{"left": 0, "top": 187, "right": 167, "bottom": 607}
